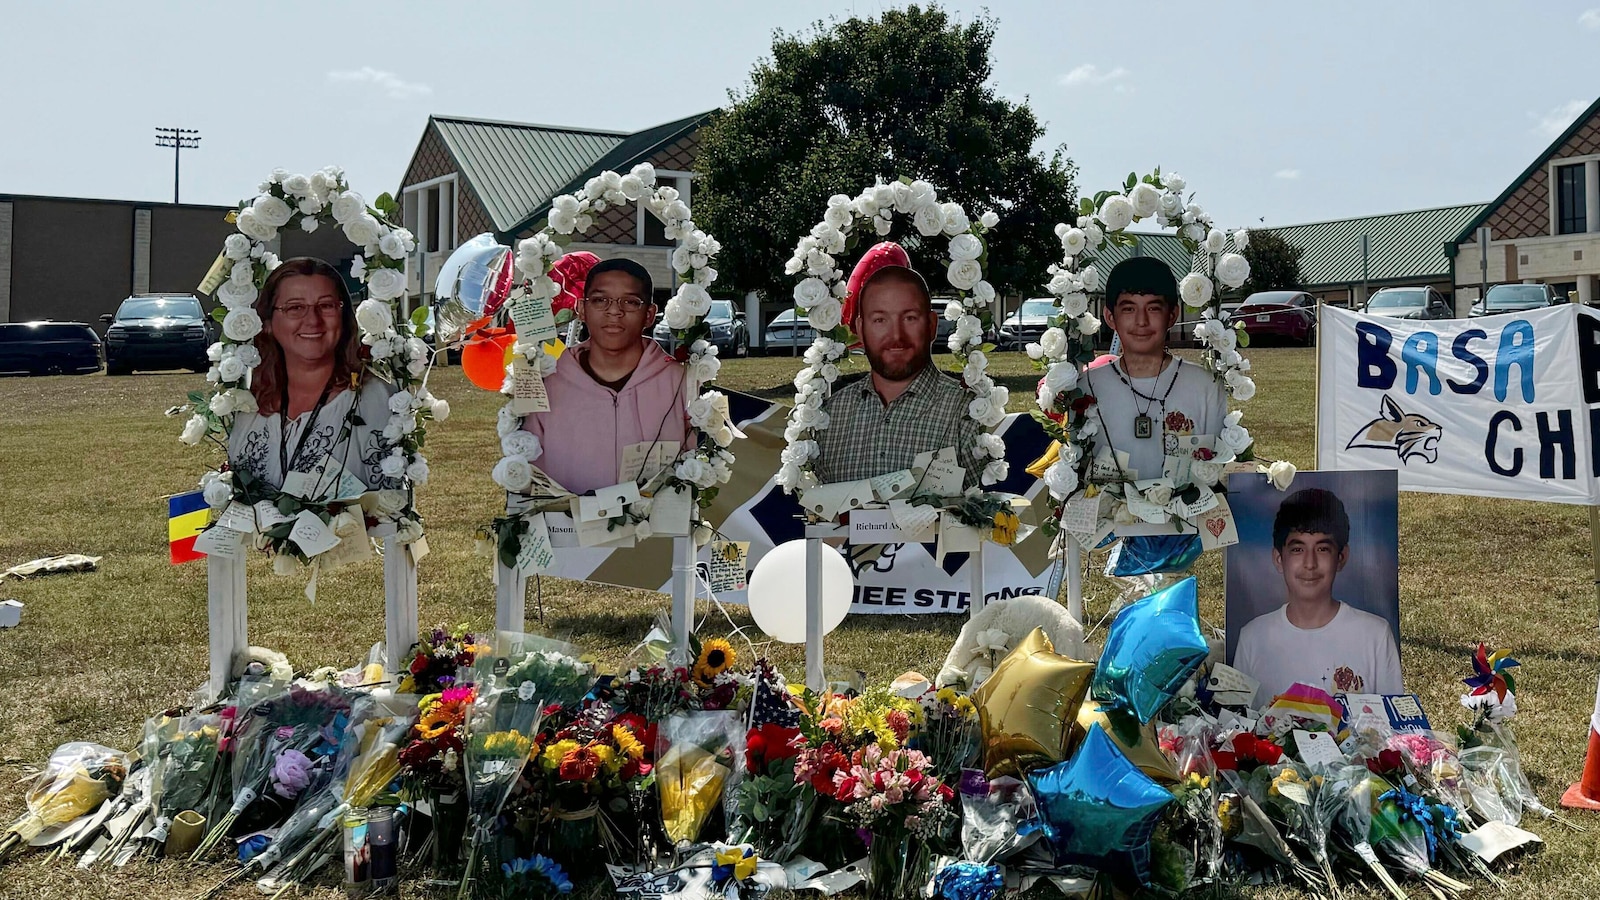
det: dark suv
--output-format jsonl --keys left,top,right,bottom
{"left": 102, "top": 294, "right": 213, "bottom": 374}
{"left": 0, "top": 322, "right": 103, "bottom": 375}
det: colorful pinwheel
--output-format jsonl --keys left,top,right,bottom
{"left": 1462, "top": 643, "right": 1519, "bottom": 702}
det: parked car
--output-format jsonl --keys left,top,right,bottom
{"left": 653, "top": 299, "right": 749, "bottom": 357}
{"left": 1237, "top": 290, "right": 1317, "bottom": 345}
{"left": 0, "top": 321, "right": 102, "bottom": 375}
{"left": 1471, "top": 283, "right": 1563, "bottom": 317}
{"left": 996, "top": 298, "right": 1056, "bottom": 349}
{"left": 928, "top": 297, "right": 960, "bottom": 345}
{"left": 1362, "top": 286, "right": 1453, "bottom": 321}
{"left": 762, "top": 309, "right": 815, "bottom": 353}
{"left": 1166, "top": 301, "right": 1245, "bottom": 347}
{"left": 102, "top": 294, "right": 213, "bottom": 374}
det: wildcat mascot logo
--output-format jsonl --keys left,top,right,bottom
{"left": 1346, "top": 395, "right": 1442, "bottom": 464}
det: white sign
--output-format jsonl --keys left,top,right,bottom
{"left": 1316, "top": 304, "right": 1600, "bottom": 505}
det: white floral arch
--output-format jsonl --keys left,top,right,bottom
{"left": 179, "top": 166, "right": 443, "bottom": 563}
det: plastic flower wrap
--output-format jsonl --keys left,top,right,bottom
{"left": 458, "top": 685, "right": 543, "bottom": 900}
{"left": 476, "top": 631, "right": 595, "bottom": 717}
{"left": 955, "top": 770, "right": 1039, "bottom": 864}
{"left": 657, "top": 711, "right": 744, "bottom": 845}
{"left": 916, "top": 687, "right": 980, "bottom": 782}
{"left": 729, "top": 722, "right": 812, "bottom": 862}
{"left": 1324, "top": 764, "right": 1411, "bottom": 900}
{"left": 1370, "top": 786, "right": 1472, "bottom": 897}
{"left": 144, "top": 714, "right": 223, "bottom": 852}
{"left": 0, "top": 742, "right": 126, "bottom": 858}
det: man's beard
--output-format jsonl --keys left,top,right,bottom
{"left": 863, "top": 341, "right": 933, "bottom": 383}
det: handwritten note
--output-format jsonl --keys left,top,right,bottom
{"left": 317, "top": 524, "right": 373, "bottom": 570}
{"left": 869, "top": 469, "right": 916, "bottom": 501}
{"left": 254, "top": 500, "right": 294, "bottom": 531}
{"left": 1293, "top": 730, "right": 1345, "bottom": 768}
{"left": 288, "top": 511, "right": 340, "bottom": 557}
{"left": 515, "top": 514, "right": 556, "bottom": 575}
{"left": 911, "top": 448, "right": 965, "bottom": 496}
{"left": 510, "top": 366, "right": 550, "bottom": 416}
{"left": 1088, "top": 450, "right": 1134, "bottom": 483}
{"left": 1196, "top": 496, "right": 1239, "bottom": 550}
{"left": 509, "top": 290, "right": 559, "bottom": 343}
{"left": 1059, "top": 493, "right": 1107, "bottom": 535}
{"left": 648, "top": 485, "right": 693, "bottom": 536}
{"left": 620, "top": 441, "right": 680, "bottom": 484}
{"left": 217, "top": 501, "right": 257, "bottom": 534}
{"left": 707, "top": 540, "right": 749, "bottom": 593}
{"left": 888, "top": 499, "right": 939, "bottom": 543}
{"left": 194, "top": 525, "right": 246, "bottom": 560}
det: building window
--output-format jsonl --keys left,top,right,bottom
{"left": 1557, "top": 163, "right": 1586, "bottom": 235}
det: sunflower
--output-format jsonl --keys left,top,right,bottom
{"left": 416, "top": 707, "right": 456, "bottom": 741}
{"left": 613, "top": 725, "right": 646, "bottom": 762}
{"left": 693, "top": 639, "right": 737, "bottom": 686}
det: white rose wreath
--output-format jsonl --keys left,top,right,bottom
{"left": 486, "top": 164, "right": 734, "bottom": 562}
{"left": 777, "top": 178, "right": 1008, "bottom": 496}
{"left": 179, "top": 166, "right": 442, "bottom": 566}
{"left": 1030, "top": 169, "right": 1293, "bottom": 538}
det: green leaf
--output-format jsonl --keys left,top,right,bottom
{"left": 410, "top": 305, "right": 429, "bottom": 328}
{"left": 1237, "top": 329, "right": 1250, "bottom": 349}
{"left": 1079, "top": 197, "right": 1094, "bottom": 217}
{"left": 211, "top": 307, "right": 227, "bottom": 323}
{"left": 554, "top": 308, "right": 575, "bottom": 326}
{"left": 978, "top": 342, "right": 996, "bottom": 353}
{"left": 1126, "top": 172, "right": 1137, "bottom": 190}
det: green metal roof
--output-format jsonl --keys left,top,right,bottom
{"left": 1098, "top": 202, "right": 1486, "bottom": 289}
{"left": 427, "top": 111, "right": 713, "bottom": 238}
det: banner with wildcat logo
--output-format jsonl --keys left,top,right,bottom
{"left": 543, "top": 389, "right": 1057, "bottom": 614}
{"left": 1315, "top": 303, "right": 1600, "bottom": 505}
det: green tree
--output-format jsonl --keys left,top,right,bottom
{"left": 695, "top": 5, "right": 1078, "bottom": 302}
{"left": 1240, "top": 229, "right": 1305, "bottom": 296}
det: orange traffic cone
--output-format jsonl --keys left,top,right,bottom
{"left": 1561, "top": 675, "right": 1600, "bottom": 810}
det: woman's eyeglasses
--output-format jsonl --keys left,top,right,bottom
{"left": 584, "top": 295, "right": 648, "bottom": 312}
{"left": 275, "top": 301, "right": 343, "bottom": 319}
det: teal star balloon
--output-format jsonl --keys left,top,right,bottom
{"left": 1092, "top": 576, "right": 1208, "bottom": 723}
{"left": 1026, "top": 724, "right": 1175, "bottom": 886}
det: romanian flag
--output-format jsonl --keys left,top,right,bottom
{"left": 168, "top": 491, "right": 209, "bottom": 564}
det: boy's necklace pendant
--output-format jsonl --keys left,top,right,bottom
{"left": 1134, "top": 414, "right": 1154, "bottom": 440}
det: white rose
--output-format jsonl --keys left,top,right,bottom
{"left": 1038, "top": 327, "right": 1068, "bottom": 359}
{"left": 206, "top": 342, "right": 226, "bottom": 363}
{"left": 1265, "top": 460, "right": 1297, "bottom": 491}
{"left": 686, "top": 394, "right": 717, "bottom": 429}
{"left": 222, "top": 308, "right": 262, "bottom": 342}
{"left": 1059, "top": 227, "right": 1087, "bottom": 256}
{"left": 1042, "top": 459, "right": 1079, "bottom": 500}
{"left": 388, "top": 391, "right": 414, "bottom": 416}
{"left": 980, "top": 210, "right": 1000, "bottom": 229}
{"left": 663, "top": 301, "right": 694, "bottom": 330}
{"left": 1219, "top": 411, "right": 1252, "bottom": 455}
{"left": 498, "top": 430, "right": 540, "bottom": 462}
{"left": 913, "top": 203, "right": 944, "bottom": 237}
{"left": 1144, "top": 484, "right": 1174, "bottom": 507}
{"left": 226, "top": 387, "right": 255, "bottom": 415}
{"left": 1205, "top": 229, "right": 1227, "bottom": 254}
{"left": 223, "top": 233, "right": 252, "bottom": 261}
{"left": 216, "top": 279, "right": 257, "bottom": 310}
{"left": 808, "top": 298, "right": 842, "bottom": 332}
{"left": 1179, "top": 273, "right": 1214, "bottom": 308}
{"left": 971, "top": 281, "right": 996, "bottom": 305}
{"left": 975, "top": 432, "right": 1006, "bottom": 460}
{"left": 1098, "top": 195, "right": 1134, "bottom": 232}
{"left": 1084, "top": 224, "right": 1105, "bottom": 250}
{"left": 793, "top": 277, "right": 831, "bottom": 310}
{"left": 1060, "top": 292, "right": 1089, "bottom": 318}
{"left": 252, "top": 195, "right": 293, "bottom": 228}
{"left": 378, "top": 230, "right": 411, "bottom": 259}
{"left": 967, "top": 395, "right": 996, "bottom": 427}
{"left": 675, "top": 456, "right": 711, "bottom": 487}
{"left": 1165, "top": 173, "right": 1187, "bottom": 192}
{"left": 180, "top": 414, "right": 209, "bottom": 445}
{"left": 823, "top": 203, "right": 853, "bottom": 231}
{"left": 1226, "top": 369, "right": 1257, "bottom": 401}
{"left": 1233, "top": 228, "right": 1251, "bottom": 250}
{"left": 382, "top": 421, "right": 403, "bottom": 443}
{"left": 235, "top": 209, "right": 276, "bottom": 243}
{"left": 331, "top": 191, "right": 366, "bottom": 225}
{"left": 1215, "top": 253, "right": 1251, "bottom": 289}
{"left": 496, "top": 405, "right": 518, "bottom": 438}
{"left": 355, "top": 298, "right": 394, "bottom": 335}
{"left": 1043, "top": 361, "right": 1078, "bottom": 395}
{"left": 947, "top": 259, "right": 983, "bottom": 292}
{"left": 366, "top": 268, "right": 406, "bottom": 301}
{"left": 948, "top": 232, "right": 984, "bottom": 262}
{"left": 941, "top": 202, "right": 972, "bottom": 236}
{"left": 1159, "top": 191, "right": 1184, "bottom": 217}
{"left": 1128, "top": 183, "right": 1161, "bottom": 218}
{"left": 235, "top": 345, "right": 260, "bottom": 367}
{"left": 218, "top": 356, "right": 245, "bottom": 382}
{"left": 431, "top": 398, "right": 451, "bottom": 422}
{"left": 1191, "top": 459, "right": 1223, "bottom": 487}
{"left": 405, "top": 458, "right": 430, "bottom": 485}
{"left": 492, "top": 456, "right": 534, "bottom": 492}
{"left": 280, "top": 174, "right": 310, "bottom": 197}
{"left": 908, "top": 179, "right": 937, "bottom": 209}
{"left": 982, "top": 459, "right": 1009, "bottom": 485}
{"left": 1076, "top": 313, "right": 1101, "bottom": 336}
{"left": 873, "top": 214, "right": 892, "bottom": 236}
{"left": 343, "top": 213, "right": 383, "bottom": 249}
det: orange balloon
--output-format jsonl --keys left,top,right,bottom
{"left": 462, "top": 333, "right": 516, "bottom": 390}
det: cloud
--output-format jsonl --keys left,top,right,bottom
{"left": 1058, "top": 64, "right": 1128, "bottom": 88}
{"left": 1273, "top": 169, "right": 1301, "bottom": 180}
{"left": 1581, "top": 8, "right": 1600, "bottom": 29}
{"left": 1532, "top": 99, "right": 1588, "bottom": 138}
{"left": 327, "top": 67, "right": 433, "bottom": 100}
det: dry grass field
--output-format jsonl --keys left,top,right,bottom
{"left": 1, "top": 347, "right": 1598, "bottom": 898}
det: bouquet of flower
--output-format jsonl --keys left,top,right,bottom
{"left": 458, "top": 687, "right": 541, "bottom": 900}
{"left": 399, "top": 623, "right": 482, "bottom": 695}
{"left": 914, "top": 687, "right": 979, "bottom": 782}
{"left": 1215, "top": 764, "right": 1325, "bottom": 893}
{"left": 190, "top": 683, "right": 352, "bottom": 859}
{"left": 657, "top": 711, "right": 744, "bottom": 847}
{"left": 829, "top": 744, "right": 954, "bottom": 900}
{"left": 1322, "top": 764, "right": 1411, "bottom": 900}
{"left": 728, "top": 722, "right": 811, "bottom": 862}
{"left": 496, "top": 854, "right": 574, "bottom": 898}
{"left": 0, "top": 742, "right": 127, "bottom": 860}
{"left": 401, "top": 685, "right": 474, "bottom": 874}
{"left": 1370, "top": 785, "right": 1471, "bottom": 897}
{"left": 142, "top": 714, "right": 223, "bottom": 856}
{"left": 526, "top": 704, "right": 658, "bottom": 873}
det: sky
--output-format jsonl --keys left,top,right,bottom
{"left": 5, "top": 1, "right": 1600, "bottom": 228}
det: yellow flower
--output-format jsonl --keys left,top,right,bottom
{"left": 592, "top": 743, "right": 618, "bottom": 772}
{"left": 614, "top": 726, "right": 646, "bottom": 762}
{"left": 990, "top": 510, "right": 1020, "bottom": 546}
{"left": 416, "top": 708, "right": 456, "bottom": 741}
{"left": 935, "top": 687, "right": 958, "bottom": 706}
{"left": 693, "top": 638, "right": 737, "bottom": 686}
{"left": 541, "top": 739, "right": 580, "bottom": 771}
{"left": 1217, "top": 796, "right": 1239, "bottom": 835}
{"left": 484, "top": 730, "right": 531, "bottom": 758}
{"left": 1269, "top": 768, "right": 1302, "bottom": 798}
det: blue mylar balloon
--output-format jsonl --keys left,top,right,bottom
{"left": 1105, "top": 534, "right": 1203, "bottom": 577}
{"left": 933, "top": 862, "right": 1004, "bottom": 900}
{"left": 1092, "top": 576, "right": 1208, "bottom": 723}
{"left": 1026, "top": 724, "right": 1175, "bottom": 887}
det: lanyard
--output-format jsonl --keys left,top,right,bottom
{"left": 279, "top": 377, "right": 336, "bottom": 476}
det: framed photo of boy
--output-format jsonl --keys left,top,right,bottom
{"left": 1224, "top": 468, "right": 1402, "bottom": 705}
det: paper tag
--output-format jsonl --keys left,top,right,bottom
{"left": 1207, "top": 664, "right": 1259, "bottom": 696}
{"left": 708, "top": 540, "right": 750, "bottom": 593}
{"left": 1293, "top": 730, "right": 1345, "bottom": 768}
{"left": 510, "top": 366, "right": 550, "bottom": 416}
{"left": 1124, "top": 494, "right": 1171, "bottom": 524}
{"left": 524, "top": 465, "right": 570, "bottom": 499}
{"left": 217, "top": 501, "right": 257, "bottom": 534}
{"left": 288, "top": 511, "right": 341, "bottom": 558}
{"left": 911, "top": 447, "right": 965, "bottom": 496}
{"left": 887, "top": 499, "right": 939, "bottom": 543}
{"left": 254, "top": 500, "right": 294, "bottom": 531}
{"left": 869, "top": 469, "right": 916, "bottom": 501}
{"left": 849, "top": 508, "right": 906, "bottom": 544}
{"left": 1089, "top": 450, "right": 1134, "bottom": 483}
{"left": 515, "top": 514, "right": 556, "bottom": 575}
{"left": 1459, "top": 821, "right": 1542, "bottom": 863}
{"left": 279, "top": 469, "right": 322, "bottom": 500}
{"left": 1059, "top": 492, "right": 1106, "bottom": 535}
{"left": 619, "top": 441, "right": 681, "bottom": 484}
{"left": 409, "top": 535, "right": 430, "bottom": 565}
{"left": 799, "top": 480, "right": 873, "bottom": 520}
{"left": 1196, "top": 496, "right": 1239, "bottom": 550}
{"left": 509, "top": 289, "right": 559, "bottom": 343}
{"left": 194, "top": 525, "right": 246, "bottom": 560}
{"left": 647, "top": 485, "right": 693, "bottom": 536}
{"left": 936, "top": 517, "right": 981, "bottom": 564}
{"left": 576, "top": 482, "right": 641, "bottom": 522}
{"left": 546, "top": 512, "right": 579, "bottom": 548}
{"left": 577, "top": 514, "right": 634, "bottom": 548}
{"left": 1183, "top": 483, "right": 1220, "bottom": 518}
{"left": 317, "top": 524, "right": 374, "bottom": 570}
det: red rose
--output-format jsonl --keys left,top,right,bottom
{"left": 1071, "top": 394, "right": 1097, "bottom": 414}
{"left": 1366, "top": 748, "right": 1404, "bottom": 776}
{"left": 1193, "top": 447, "right": 1215, "bottom": 461}
{"left": 745, "top": 730, "right": 768, "bottom": 774}
{"left": 834, "top": 776, "right": 860, "bottom": 800}
{"left": 409, "top": 653, "right": 429, "bottom": 675}
{"left": 1211, "top": 750, "right": 1238, "bottom": 771}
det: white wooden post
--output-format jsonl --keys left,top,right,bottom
{"left": 495, "top": 559, "right": 526, "bottom": 633}
{"left": 801, "top": 524, "right": 844, "bottom": 691}
{"left": 968, "top": 542, "right": 987, "bottom": 616}
{"left": 206, "top": 551, "right": 247, "bottom": 698}
{"left": 670, "top": 536, "right": 695, "bottom": 661}
{"left": 1064, "top": 539, "right": 1085, "bottom": 624}
{"left": 382, "top": 531, "right": 419, "bottom": 679}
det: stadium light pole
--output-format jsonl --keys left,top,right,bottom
{"left": 154, "top": 127, "right": 201, "bottom": 204}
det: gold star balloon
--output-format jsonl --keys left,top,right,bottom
{"left": 1072, "top": 699, "right": 1178, "bottom": 785}
{"left": 973, "top": 627, "right": 1095, "bottom": 778}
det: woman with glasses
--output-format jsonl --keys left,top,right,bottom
{"left": 521, "top": 257, "right": 689, "bottom": 494}
{"left": 228, "top": 257, "right": 398, "bottom": 493}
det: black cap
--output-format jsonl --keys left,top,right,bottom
{"left": 1103, "top": 256, "right": 1179, "bottom": 308}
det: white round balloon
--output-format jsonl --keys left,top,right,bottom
{"left": 746, "top": 539, "right": 854, "bottom": 643}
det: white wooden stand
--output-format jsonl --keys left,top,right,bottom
{"left": 1064, "top": 538, "right": 1085, "bottom": 624}
{"left": 802, "top": 524, "right": 849, "bottom": 691}
{"left": 968, "top": 542, "right": 987, "bottom": 616}
{"left": 382, "top": 530, "right": 419, "bottom": 679}
{"left": 670, "top": 536, "right": 696, "bottom": 661}
{"left": 494, "top": 559, "right": 525, "bottom": 633}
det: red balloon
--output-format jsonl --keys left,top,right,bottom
{"left": 481, "top": 250, "right": 517, "bottom": 317}
{"left": 462, "top": 331, "right": 517, "bottom": 391}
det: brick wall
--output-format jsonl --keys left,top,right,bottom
{"left": 1480, "top": 112, "right": 1600, "bottom": 241}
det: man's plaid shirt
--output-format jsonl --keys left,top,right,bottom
{"left": 814, "top": 363, "right": 982, "bottom": 488}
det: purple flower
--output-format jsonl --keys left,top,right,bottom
{"left": 271, "top": 749, "right": 314, "bottom": 798}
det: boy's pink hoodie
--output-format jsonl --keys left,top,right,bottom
{"left": 522, "top": 339, "right": 689, "bottom": 494}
